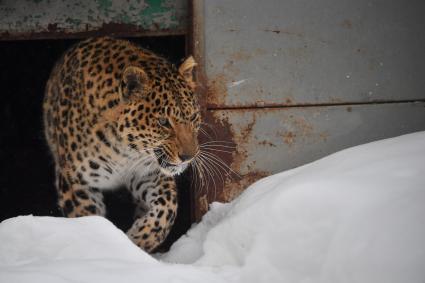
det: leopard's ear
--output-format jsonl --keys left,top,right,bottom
{"left": 120, "top": 66, "right": 149, "bottom": 101}
{"left": 178, "top": 56, "right": 197, "bottom": 90}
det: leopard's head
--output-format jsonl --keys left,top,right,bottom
{"left": 116, "top": 56, "right": 200, "bottom": 176}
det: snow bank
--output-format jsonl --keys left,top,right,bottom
{"left": 1, "top": 131, "right": 425, "bottom": 283}
{"left": 164, "top": 131, "right": 425, "bottom": 282}
{"left": 0, "top": 216, "right": 225, "bottom": 283}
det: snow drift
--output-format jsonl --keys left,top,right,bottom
{"left": 1, "top": 131, "right": 425, "bottom": 283}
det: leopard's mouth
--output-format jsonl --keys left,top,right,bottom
{"left": 154, "top": 148, "right": 188, "bottom": 176}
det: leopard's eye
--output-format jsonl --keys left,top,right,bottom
{"left": 158, "top": 117, "right": 171, "bottom": 128}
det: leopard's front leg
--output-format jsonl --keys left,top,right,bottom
{"left": 127, "top": 173, "right": 177, "bottom": 252}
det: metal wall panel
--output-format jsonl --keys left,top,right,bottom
{"left": 203, "top": 0, "right": 425, "bottom": 107}
{"left": 208, "top": 102, "right": 425, "bottom": 202}
{"left": 192, "top": 0, "right": 425, "bottom": 219}
{"left": 0, "top": 0, "right": 187, "bottom": 38}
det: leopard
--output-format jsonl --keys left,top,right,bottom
{"left": 43, "top": 37, "right": 200, "bottom": 252}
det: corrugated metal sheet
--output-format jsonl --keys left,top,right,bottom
{"left": 0, "top": 0, "right": 187, "bottom": 38}
{"left": 192, "top": 0, "right": 425, "bottom": 219}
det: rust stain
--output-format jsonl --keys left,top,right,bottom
{"left": 200, "top": 111, "right": 268, "bottom": 206}
{"left": 206, "top": 73, "right": 228, "bottom": 108}
{"left": 281, "top": 116, "right": 315, "bottom": 147}
{"left": 193, "top": 110, "right": 237, "bottom": 220}
{"left": 283, "top": 131, "right": 296, "bottom": 146}
{"left": 294, "top": 117, "right": 314, "bottom": 137}
{"left": 222, "top": 171, "right": 269, "bottom": 202}
{"left": 246, "top": 160, "right": 257, "bottom": 172}
{"left": 256, "top": 100, "right": 266, "bottom": 107}
{"left": 195, "top": 107, "right": 331, "bottom": 219}
{"left": 229, "top": 113, "right": 256, "bottom": 182}
{"left": 258, "top": 140, "right": 276, "bottom": 147}
{"left": 239, "top": 117, "right": 256, "bottom": 142}
{"left": 231, "top": 147, "right": 248, "bottom": 174}
{"left": 284, "top": 97, "right": 295, "bottom": 105}
{"left": 191, "top": 2, "right": 246, "bottom": 220}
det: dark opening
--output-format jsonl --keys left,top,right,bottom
{"left": 0, "top": 36, "right": 191, "bottom": 251}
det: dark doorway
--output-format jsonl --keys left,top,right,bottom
{"left": 0, "top": 36, "right": 191, "bottom": 251}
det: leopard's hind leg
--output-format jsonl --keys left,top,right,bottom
{"left": 56, "top": 171, "right": 106, "bottom": 217}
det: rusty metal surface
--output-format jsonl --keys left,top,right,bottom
{"left": 203, "top": 0, "right": 425, "bottom": 108}
{"left": 190, "top": 0, "right": 425, "bottom": 220}
{"left": 210, "top": 102, "right": 425, "bottom": 202}
{"left": 0, "top": 0, "right": 187, "bottom": 39}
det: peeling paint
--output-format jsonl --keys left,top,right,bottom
{"left": 0, "top": 0, "right": 187, "bottom": 38}
{"left": 97, "top": 0, "right": 113, "bottom": 13}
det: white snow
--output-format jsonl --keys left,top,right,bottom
{"left": 1, "top": 131, "right": 425, "bottom": 283}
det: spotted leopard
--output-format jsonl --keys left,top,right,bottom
{"left": 43, "top": 37, "right": 200, "bottom": 252}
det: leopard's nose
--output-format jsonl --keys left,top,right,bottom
{"left": 178, "top": 153, "right": 193, "bottom": 162}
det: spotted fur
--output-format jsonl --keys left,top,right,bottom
{"left": 43, "top": 37, "right": 200, "bottom": 252}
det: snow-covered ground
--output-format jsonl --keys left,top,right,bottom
{"left": 1, "top": 131, "right": 425, "bottom": 283}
